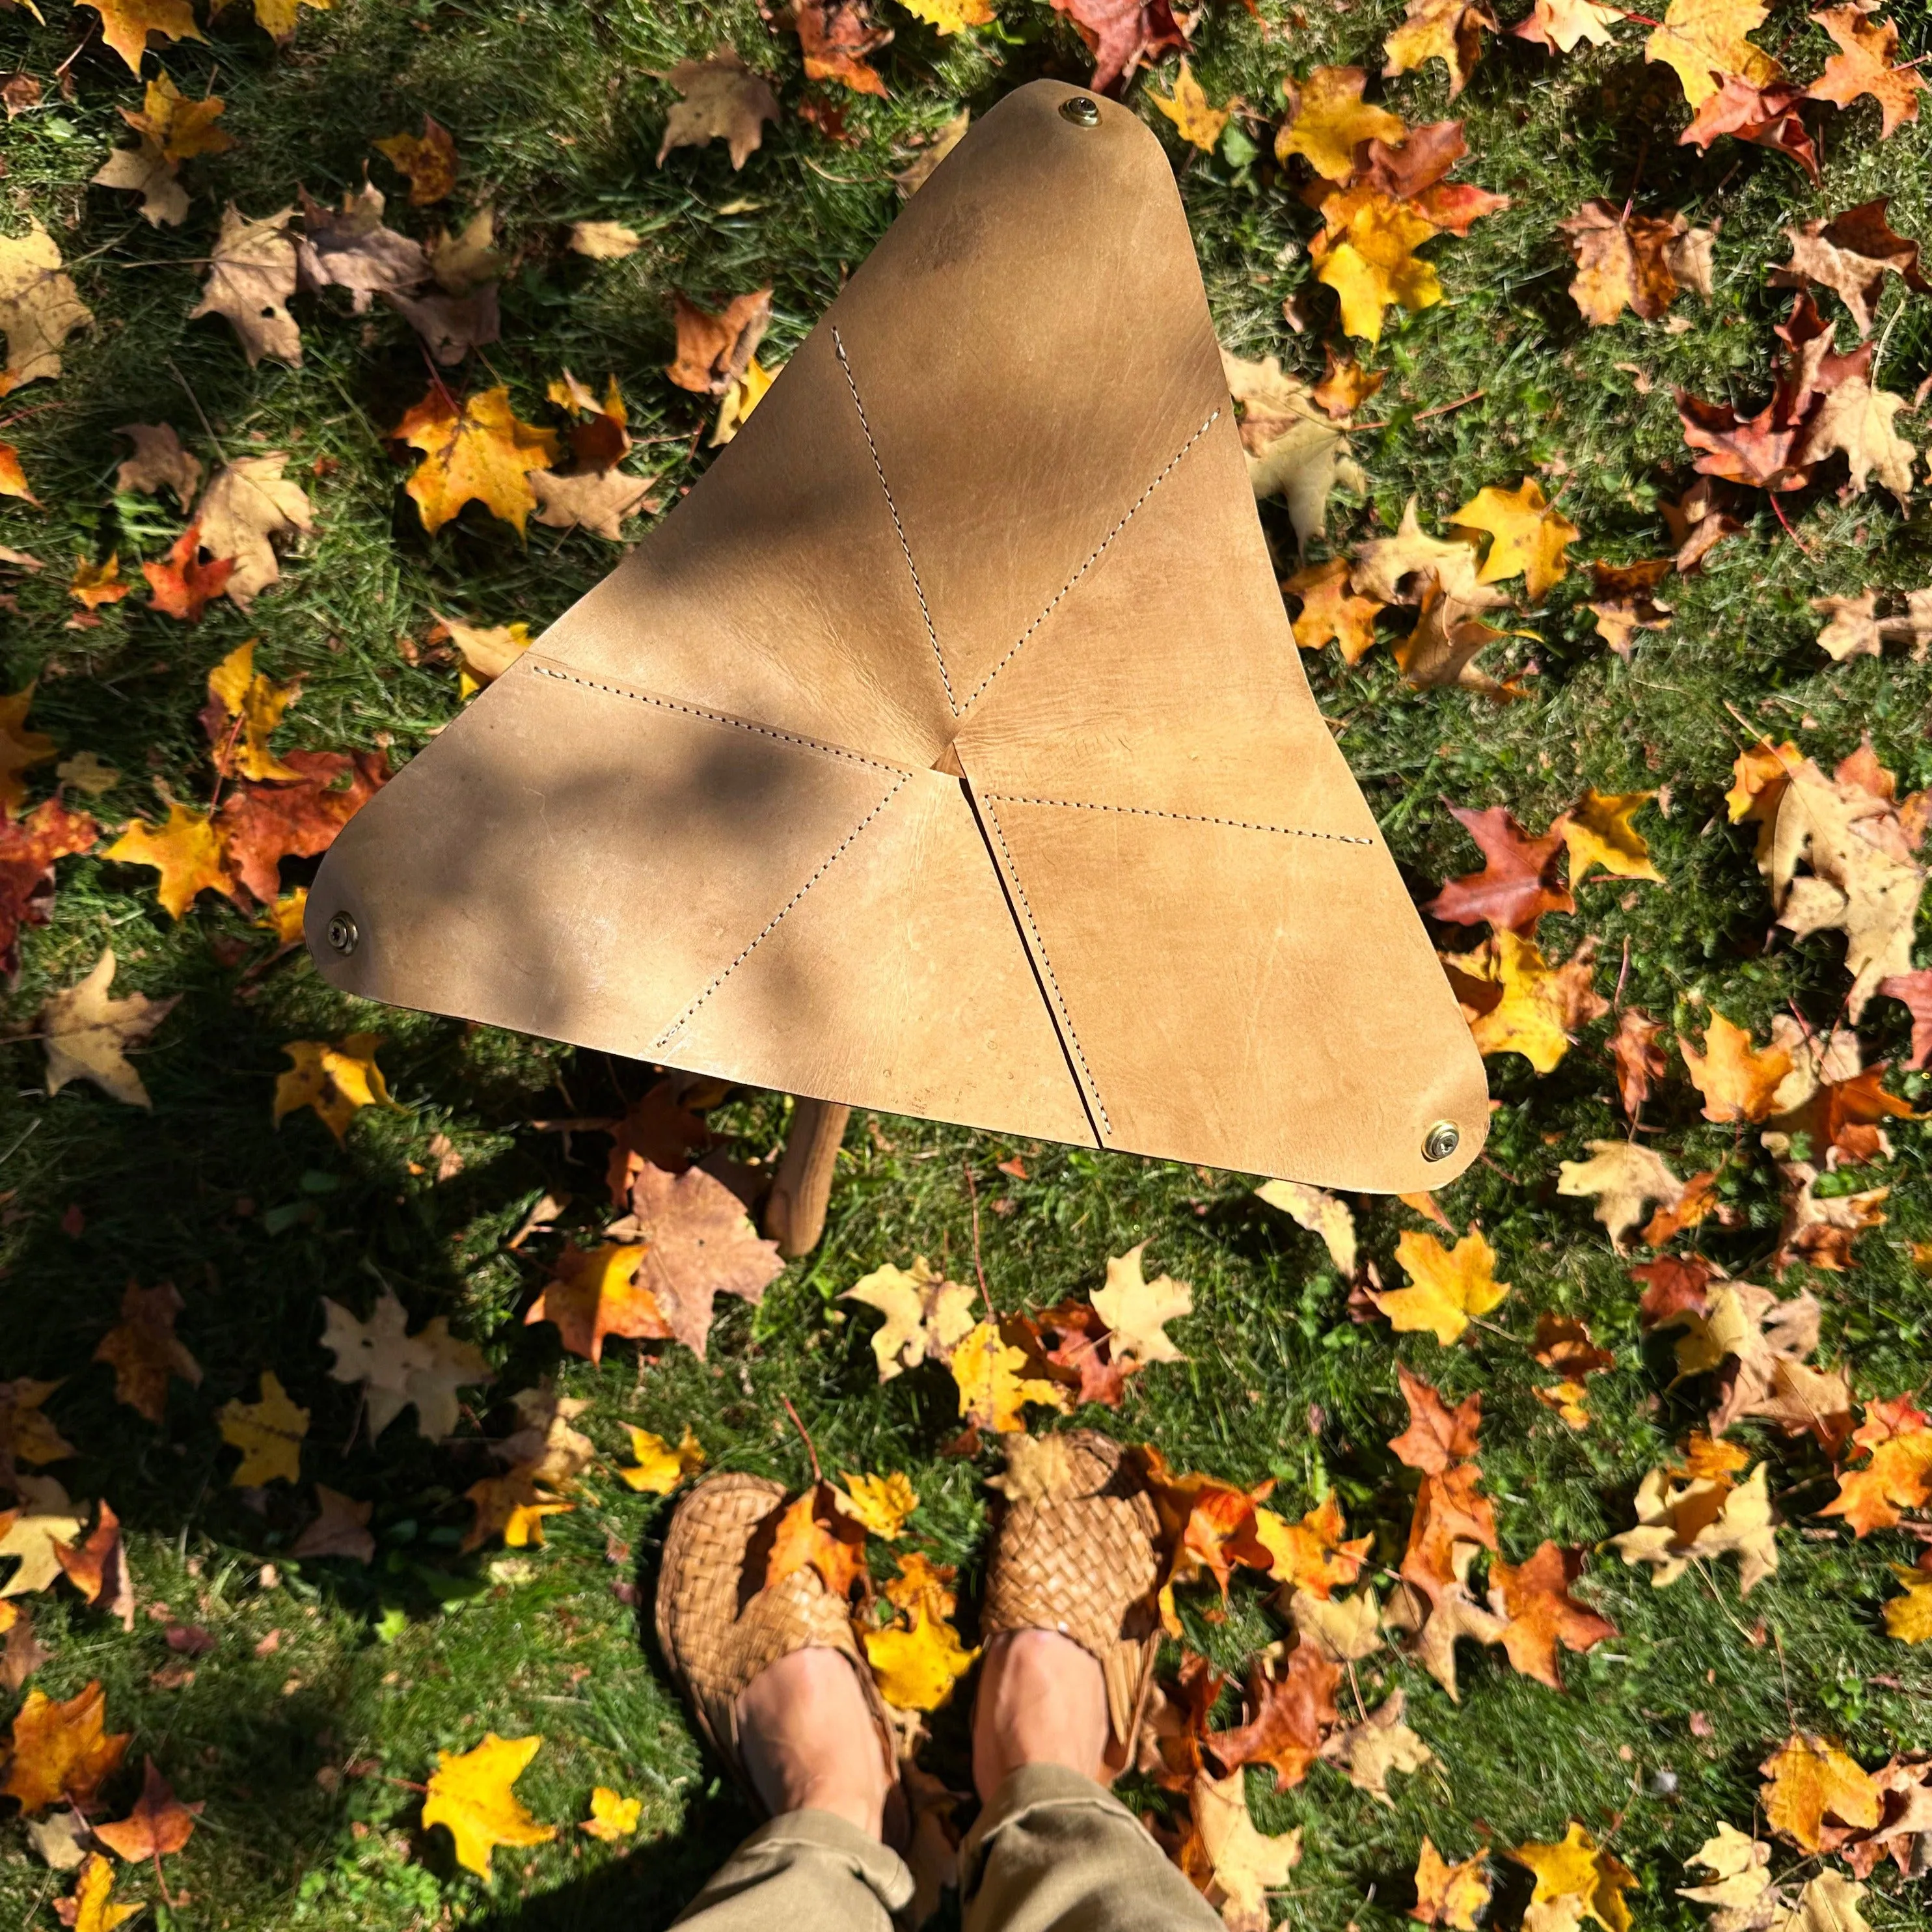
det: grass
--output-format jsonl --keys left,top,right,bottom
{"left": 0, "top": 0, "right": 1930, "bottom": 1926}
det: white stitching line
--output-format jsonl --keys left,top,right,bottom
{"left": 525, "top": 665, "right": 905, "bottom": 776}
{"left": 958, "top": 409, "right": 1221, "bottom": 716}
{"left": 831, "top": 327, "right": 958, "bottom": 716}
{"left": 979, "top": 796, "right": 1376, "bottom": 847}
{"left": 977, "top": 793, "right": 1111, "bottom": 1141}
{"left": 652, "top": 775, "right": 911, "bottom": 1049}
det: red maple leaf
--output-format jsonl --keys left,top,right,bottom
{"left": 141, "top": 522, "right": 236, "bottom": 621}
{"left": 1424, "top": 802, "right": 1573, "bottom": 934}
{"left": 217, "top": 750, "right": 388, "bottom": 905}
{"left": 0, "top": 798, "right": 97, "bottom": 979}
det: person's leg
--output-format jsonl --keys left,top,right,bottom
{"left": 673, "top": 1648, "right": 912, "bottom": 1930}
{"left": 962, "top": 1631, "right": 1223, "bottom": 1932}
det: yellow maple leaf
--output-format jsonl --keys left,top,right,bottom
{"left": 842, "top": 1256, "right": 979, "bottom": 1382}
{"left": 864, "top": 1603, "right": 979, "bottom": 1710}
{"left": 711, "top": 353, "right": 776, "bottom": 447}
{"left": 75, "top": 0, "right": 204, "bottom": 77}
{"left": 884, "top": 1549, "right": 959, "bottom": 1623}
{"left": 1253, "top": 1492, "right": 1372, "bottom": 1596}
{"left": 1884, "top": 1564, "right": 1932, "bottom": 1642}
{"left": 1644, "top": 0, "right": 1781, "bottom": 107}
{"left": 41, "top": 949, "right": 178, "bottom": 1111}
{"left": 1150, "top": 59, "right": 1230, "bottom": 152}
{"left": 949, "top": 1320, "right": 1066, "bottom": 1435}
{"left": 1413, "top": 1836, "right": 1492, "bottom": 1929}
{"left": 205, "top": 640, "right": 302, "bottom": 781}
{"left": 1449, "top": 478, "right": 1579, "bottom": 601}
{"left": 1508, "top": 1822, "right": 1635, "bottom": 1932}
{"left": 1724, "top": 737, "right": 1801, "bottom": 823}
{"left": 69, "top": 556, "right": 130, "bottom": 612}
{"left": 374, "top": 115, "right": 457, "bottom": 205}
{"left": 1275, "top": 65, "right": 1406, "bottom": 181}
{"left": 273, "top": 1033, "right": 401, "bottom": 1143}
{"left": 1760, "top": 1734, "right": 1880, "bottom": 1851}
{"left": 839, "top": 1469, "right": 919, "bottom": 1538}
{"left": 396, "top": 385, "right": 559, "bottom": 537}
{"left": 0, "top": 684, "right": 56, "bottom": 815}
{"left": 618, "top": 1424, "right": 705, "bottom": 1495}
{"left": 103, "top": 800, "right": 236, "bottom": 919}
{"left": 62, "top": 1853, "right": 141, "bottom": 1932}
{"left": 1310, "top": 190, "right": 1441, "bottom": 345}
{"left": 1679, "top": 1012, "right": 1791, "bottom": 1122}
{"left": 897, "top": 0, "right": 994, "bottom": 31}
{"left": 1383, "top": 0, "right": 1499, "bottom": 97}
{"left": 463, "top": 1462, "right": 574, "bottom": 1551}
{"left": 578, "top": 1786, "right": 641, "bottom": 1840}
{"left": 421, "top": 1733, "right": 556, "bottom": 1877}
{"left": 217, "top": 1369, "right": 308, "bottom": 1486}
{"left": 241, "top": 0, "right": 333, "bottom": 46}
{"left": 1441, "top": 931, "right": 1606, "bottom": 1073}
{"left": 1564, "top": 789, "right": 1663, "bottom": 885}
{"left": 258, "top": 887, "right": 308, "bottom": 947}
{"left": 1372, "top": 1228, "right": 1510, "bottom": 1344}
{"left": 122, "top": 72, "right": 232, "bottom": 163}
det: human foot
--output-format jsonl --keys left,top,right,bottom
{"left": 972, "top": 1627, "right": 1110, "bottom": 1802}
{"left": 737, "top": 1645, "right": 893, "bottom": 1835}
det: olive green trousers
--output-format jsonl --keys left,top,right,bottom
{"left": 675, "top": 1763, "right": 1222, "bottom": 1931}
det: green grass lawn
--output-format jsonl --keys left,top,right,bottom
{"left": 1, "top": 0, "right": 1931, "bottom": 1926}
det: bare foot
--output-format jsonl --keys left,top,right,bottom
{"left": 972, "top": 1628, "right": 1109, "bottom": 1803}
{"left": 736, "top": 1647, "right": 891, "bottom": 1836}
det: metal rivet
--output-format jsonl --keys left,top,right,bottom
{"left": 326, "top": 912, "right": 360, "bottom": 957}
{"left": 1422, "top": 1120, "right": 1460, "bottom": 1163}
{"left": 1059, "top": 96, "right": 1101, "bottom": 127}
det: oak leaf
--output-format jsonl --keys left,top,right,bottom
{"left": 0, "top": 1476, "right": 85, "bottom": 1596}
{"left": 218, "top": 1370, "right": 308, "bottom": 1486}
{"left": 1090, "top": 1241, "right": 1190, "bottom": 1368}
{"left": 195, "top": 456, "right": 314, "bottom": 609}
{"left": 1425, "top": 802, "right": 1573, "bottom": 934}
{"left": 1611, "top": 1460, "right": 1778, "bottom": 1594}
{"left": 113, "top": 424, "right": 200, "bottom": 506}
{"left": 374, "top": 116, "right": 457, "bottom": 205}
{"left": 1389, "top": 1364, "right": 1481, "bottom": 1473}
{"left": 1805, "top": 8, "right": 1924, "bottom": 138}
{"left": 1760, "top": 1735, "right": 1880, "bottom": 1853}
{"left": 1557, "top": 1139, "right": 1685, "bottom": 1251}
{"left": 1353, "top": 498, "right": 1490, "bottom": 606}
{"left": 765, "top": 1480, "right": 869, "bottom": 1599}
{"left": 1253, "top": 1177, "right": 1357, "bottom": 1274}
{"left": 288, "top": 1485, "right": 375, "bottom": 1562}
{"left": 1488, "top": 1541, "right": 1614, "bottom": 1689}
{"left": 1412, "top": 1836, "right": 1492, "bottom": 1929}
{"left": 1186, "top": 1767, "right": 1301, "bottom": 1932}
{"left": 1150, "top": 60, "right": 1229, "bottom": 152}
{"left": 57, "top": 1853, "right": 139, "bottom": 1932}
{"left": 794, "top": 0, "right": 893, "bottom": 95}
{"left": 275, "top": 1033, "right": 400, "bottom": 1143}
{"left": 1819, "top": 1395, "right": 1932, "bottom": 1535}
{"left": 1, "top": 1681, "right": 129, "bottom": 1813}
{"left": 1275, "top": 66, "right": 1403, "bottom": 181}
{"left": 396, "top": 384, "right": 559, "bottom": 536}
{"left": 1383, "top": 0, "right": 1498, "bottom": 97}
{"left": 41, "top": 948, "right": 180, "bottom": 1108}
{"left": 421, "top": 1734, "right": 556, "bottom": 1876}
{"left": 94, "top": 1757, "right": 201, "bottom": 1862}
{"left": 0, "top": 223, "right": 90, "bottom": 390}
{"left": 839, "top": 1469, "right": 917, "bottom": 1537}
{"left": 657, "top": 46, "right": 779, "bottom": 169}
{"left": 94, "top": 1281, "right": 200, "bottom": 1424}
{"left": 1449, "top": 479, "right": 1579, "bottom": 600}
{"left": 1645, "top": 0, "right": 1779, "bottom": 107}
{"left": 1317, "top": 1687, "right": 1434, "bottom": 1803}
{"left": 626, "top": 1161, "right": 785, "bottom": 1357}
{"left": 0, "top": 798, "right": 100, "bottom": 980}
{"left": 191, "top": 204, "right": 301, "bottom": 366}
{"left": 1309, "top": 189, "right": 1441, "bottom": 344}
{"left": 1508, "top": 1822, "right": 1637, "bottom": 1932}
{"left": 618, "top": 1425, "right": 706, "bottom": 1495}
{"left": 524, "top": 1242, "right": 663, "bottom": 1364}
{"left": 1373, "top": 1228, "right": 1508, "bottom": 1344}
{"left": 320, "top": 1288, "right": 491, "bottom": 1439}
{"left": 1206, "top": 1642, "right": 1340, "bottom": 1791}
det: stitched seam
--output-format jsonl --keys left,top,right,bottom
{"left": 525, "top": 664, "right": 905, "bottom": 776}
{"left": 651, "top": 775, "right": 909, "bottom": 1048}
{"left": 832, "top": 326, "right": 957, "bottom": 716}
{"left": 978, "top": 795, "right": 1111, "bottom": 1139}
{"left": 979, "top": 795, "right": 1376, "bottom": 847}
{"left": 958, "top": 409, "right": 1221, "bottom": 715}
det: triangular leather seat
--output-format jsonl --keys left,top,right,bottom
{"left": 306, "top": 80, "right": 1488, "bottom": 1193}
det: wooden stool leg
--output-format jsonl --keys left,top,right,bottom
{"left": 762, "top": 1098, "right": 851, "bottom": 1258}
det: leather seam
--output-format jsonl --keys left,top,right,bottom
{"left": 976, "top": 793, "right": 1111, "bottom": 1140}
{"left": 831, "top": 325, "right": 959, "bottom": 716}
{"left": 959, "top": 407, "right": 1222, "bottom": 715}
{"left": 651, "top": 775, "right": 910, "bottom": 1049}
{"left": 524, "top": 664, "right": 906, "bottom": 776}
{"left": 979, "top": 795, "right": 1376, "bottom": 847}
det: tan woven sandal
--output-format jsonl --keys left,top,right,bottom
{"left": 656, "top": 1470, "right": 898, "bottom": 1803}
{"left": 981, "top": 1429, "right": 1163, "bottom": 1776}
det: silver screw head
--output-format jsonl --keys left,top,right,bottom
{"left": 1060, "top": 96, "right": 1101, "bottom": 127}
{"left": 1422, "top": 1120, "right": 1460, "bottom": 1163}
{"left": 325, "top": 911, "right": 360, "bottom": 956}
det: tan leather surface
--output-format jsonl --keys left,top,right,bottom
{"left": 306, "top": 78, "right": 1489, "bottom": 1192}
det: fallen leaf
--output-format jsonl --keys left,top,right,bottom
{"left": 1318, "top": 1686, "right": 1434, "bottom": 1803}
{"left": 666, "top": 289, "right": 772, "bottom": 396}
{"left": 951, "top": 1320, "right": 1067, "bottom": 1437}
{"left": 1372, "top": 1228, "right": 1509, "bottom": 1344}
{"left": 766, "top": 1480, "right": 869, "bottom": 1599}
{"left": 194, "top": 456, "right": 314, "bottom": 610}
{"left": 288, "top": 1485, "right": 375, "bottom": 1562}
{"left": 496, "top": 1384, "right": 597, "bottom": 1488}
{"left": 1883, "top": 1562, "right": 1932, "bottom": 1641}
{"left": 1769, "top": 200, "right": 1928, "bottom": 340}
{"left": 217, "top": 1370, "right": 308, "bottom": 1486}
{"left": 1254, "top": 1178, "right": 1357, "bottom": 1275}
{"left": 1424, "top": 802, "right": 1573, "bottom": 935}
{"left": 839, "top": 1469, "right": 918, "bottom": 1538}
{"left": 57, "top": 1852, "right": 140, "bottom": 1932}
{"left": 295, "top": 181, "right": 428, "bottom": 314}
{"left": 1611, "top": 1460, "right": 1778, "bottom": 1594}
{"left": 22, "top": 1805, "right": 90, "bottom": 1871}
{"left": 1681, "top": 1013, "right": 1793, "bottom": 1122}
{"left": 1389, "top": 1364, "right": 1482, "bottom": 1473}
{"left": 1186, "top": 1766, "right": 1301, "bottom": 1932}
{"left": 1353, "top": 497, "right": 1491, "bottom": 606}
{"left": 1089, "top": 1241, "right": 1190, "bottom": 1368}
{"left": 1274, "top": 66, "right": 1404, "bottom": 182}
{"left": 1645, "top": 0, "right": 1780, "bottom": 107}
{"left": 1221, "top": 350, "right": 1364, "bottom": 550}
{"left": 217, "top": 748, "right": 387, "bottom": 906}
{"left": 1819, "top": 1395, "right": 1932, "bottom": 1536}
{"left": 900, "top": 0, "right": 993, "bottom": 27}
{"left": 274, "top": 1033, "right": 400, "bottom": 1144}
{"left": 93, "top": 1281, "right": 200, "bottom": 1424}
{"left": 566, "top": 220, "right": 641, "bottom": 259}
{"left": 319, "top": 1288, "right": 492, "bottom": 1439}
{"left": 865, "top": 1599, "right": 978, "bottom": 1710}
{"left": 1662, "top": 477, "right": 1743, "bottom": 571}
{"left": 1685, "top": 77, "right": 1820, "bottom": 184}
{"left": 1207, "top": 1642, "right": 1340, "bottom": 1791}
{"left": 1286, "top": 1584, "right": 1383, "bottom": 1661}
{"left": 396, "top": 383, "right": 560, "bottom": 536}
{"left": 623, "top": 1162, "right": 785, "bottom": 1357}
{"left": 1508, "top": 1822, "right": 1637, "bottom": 1932}
{"left": 793, "top": 0, "right": 893, "bottom": 94}
{"left": 1805, "top": 8, "right": 1924, "bottom": 138}
{"left": 426, "top": 206, "right": 504, "bottom": 293}
{"left": 421, "top": 1734, "right": 556, "bottom": 1877}
{"left": 41, "top": 948, "right": 180, "bottom": 1109}
{"left": 49, "top": 1499, "right": 131, "bottom": 1631}
{"left": 1488, "top": 1541, "right": 1614, "bottom": 1689}
{"left": 1557, "top": 1139, "right": 1685, "bottom": 1251}
{"left": 93, "top": 1756, "right": 202, "bottom": 1862}
{"left": 202, "top": 640, "right": 301, "bottom": 781}
{"left": 1679, "top": 1821, "right": 1776, "bottom": 1925}
{"left": 1283, "top": 558, "right": 1383, "bottom": 662}
{"left": 462, "top": 1462, "right": 573, "bottom": 1551}
{"left": 55, "top": 752, "right": 118, "bottom": 798}
{"left": 0, "top": 1477, "right": 85, "bottom": 1598}
{"left": 1559, "top": 200, "right": 1711, "bottom": 326}
{"left": 1309, "top": 189, "right": 1442, "bottom": 344}
{"left": 578, "top": 1786, "right": 641, "bottom": 1842}
{"left": 530, "top": 465, "right": 659, "bottom": 539}
{"left": 656, "top": 44, "right": 780, "bottom": 169}
{"left": 0, "top": 1681, "right": 129, "bottom": 1813}
{"left": 0, "top": 222, "right": 90, "bottom": 390}
{"left": 432, "top": 612, "right": 531, "bottom": 694}
{"left": 1253, "top": 1493, "right": 1371, "bottom": 1598}
{"left": 1565, "top": 789, "right": 1663, "bottom": 885}
{"left": 374, "top": 115, "right": 457, "bottom": 204}
{"left": 68, "top": 556, "right": 131, "bottom": 612}
{"left": 1761, "top": 1735, "right": 1881, "bottom": 1853}
{"left": 1383, "top": 0, "right": 1498, "bottom": 97}
{"left": 0, "top": 798, "right": 100, "bottom": 980}
{"left": 524, "top": 1242, "right": 662, "bottom": 1365}
{"left": 894, "top": 110, "right": 970, "bottom": 195}
{"left": 1150, "top": 59, "right": 1229, "bottom": 152}
{"left": 190, "top": 203, "right": 301, "bottom": 366}
{"left": 92, "top": 137, "right": 188, "bottom": 228}
{"left": 1449, "top": 478, "right": 1579, "bottom": 600}
{"left": 1512, "top": 0, "right": 1616, "bottom": 47}
{"left": 1051, "top": 0, "right": 1184, "bottom": 92}
{"left": 1141, "top": 1446, "right": 1277, "bottom": 1632}
{"left": 1411, "top": 1835, "right": 1492, "bottom": 1928}
{"left": 386, "top": 283, "right": 502, "bottom": 366}
{"left": 618, "top": 1424, "right": 706, "bottom": 1495}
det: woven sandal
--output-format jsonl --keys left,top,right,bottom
{"left": 656, "top": 1470, "right": 898, "bottom": 1804}
{"left": 981, "top": 1429, "right": 1162, "bottom": 1775}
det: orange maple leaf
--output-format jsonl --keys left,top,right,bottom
{"left": 1139, "top": 1446, "right": 1277, "bottom": 1633}
{"left": 93, "top": 1279, "right": 201, "bottom": 1424}
{"left": 395, "top": 385, "right": 559, "bottom": 537}
{"left": 1806, "top": 7, "right": 1924, "bottom": 139}
{"left": 0, "top": 1680, "right": 130, "bottom": 1813}
{"left": 1490, "top": 1541, "right": 1616, "bottom": 1689}
{"left": 1402, "top": 1462, "right": 1499, "bottom": 1603}
{"left": 1819, "top": 1394, "right": 1932, "bottom": 1536}
{"left": 1389, "top": 1363, "right": 1482, "bottom": 1473}
{"left": 764, "top": 1481, "right": 869, "bottom": 1600}
{"left": 93, "top": 1756, "right": 203, "bottom": 1861}
{"left": 141, "top": 521, "right": 234, "bottom": 621}
{"left": 1254, "top": 1493, "right": 1372, "bottom": 1599}
{"left": 1205, "top": 1640, "right": 1341, "bottom": 1790}
{"left": 1680, "top": 1012, "right": 1793, "bottom": 1122}
{"left": 523, "top": 1242, "right": 666, "bottom": 1365}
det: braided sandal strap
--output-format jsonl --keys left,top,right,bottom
{"left": 656, "top": 1471, "right": 893, "bottom": 1802}
{"left": 981, "top": 1430, "right": 1162, "bottom": 1754}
